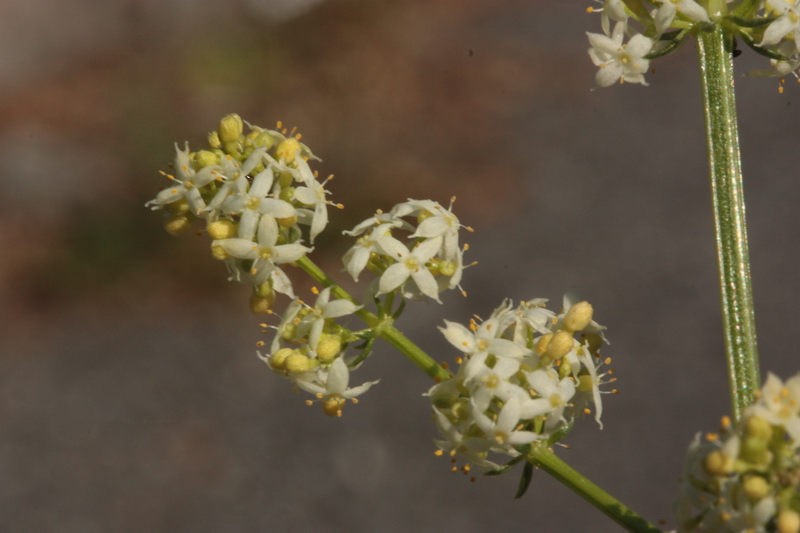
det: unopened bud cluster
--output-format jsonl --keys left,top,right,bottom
{"left": 675, "top": 373, "right": 800, "bottom": 533}
{"left": 587, "top": 0, "right": 800, "bottom": 88}
{"left": 147, "top": 114, "right": 335, "bottom": 304}
{"left": 342, "top": 199, "right": 470, "bottom": 303}
{"left": 427, "top": 295, "right": 613, "bottom": 473}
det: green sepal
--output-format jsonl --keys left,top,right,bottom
{"left": 621, "top": 0, "right": 653, "bottom": 22}
{"left": 739, "top": 32, "right": 792, "bottom": 61}
{"left": 347, "top": 337, "right": 376, "bottom": 368}
{"left": 484, "top": 454, "right": 527, "bottom": 476}
{"left": 391, "top": 296, "right": 407, "bottom": 320}
{"left": 725, "top": 15, "right": 776, "bottom": 29}
{"left": 546, "top": 417, "right": 575, "bottom": 446}
{"left": 645, "top": 28, "right": 691, "bottom": 59}
{"left": 514, "top": 461, "right": 535, "bottom": 499}
{"left": 731, "top": 0, "right": 767, "bottom": 19}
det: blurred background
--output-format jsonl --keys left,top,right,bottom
{"left": 2, "top": 0, "right": 800, "bottom": 531}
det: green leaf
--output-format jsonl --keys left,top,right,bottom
{"left": 514, "top": 461, "right": 535, "bottom": 499}
{"left": 547, "top": 418, "right": 575, "bottom": 446}
{"left": 484, "top": 454, "right": 526, "bottom": 476}
{"left": 644, "top": 29, "right": 690, "bottom": 59}
{"left": 391, "top": 296, "right": 407, "bottom": 320}
{"left": 726, "top": 15, "right": 776, "bottom": 28}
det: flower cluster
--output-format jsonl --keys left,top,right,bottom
{"left": 258, "top": 287, "right": 379, "bottom": 417}
{"left": 675, "top": 373, "right": 800, "bottom": 533}
{"left": 587, "top": 0, "right": 800, "bottom": 88}
{"left": 146, "top": 114, "right": 338, "bottom": 310}
{"left": 342, "top": 199, "right": 471, "bottom": 303}
{"left": 427, "top": 295, "right": 613, "bottom": 474}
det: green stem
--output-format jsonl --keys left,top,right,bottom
{"left": 295, "top": 256, "right": 451, "bottom": 381}
{"left": 696, "top": 26, "right": 760, "bottom": 420}
{"left": 529, "top": 447, "right": 663, "bottom": 533}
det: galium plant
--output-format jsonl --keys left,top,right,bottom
{"left": 145, "top": 0, "right": 800, "bottom": 529}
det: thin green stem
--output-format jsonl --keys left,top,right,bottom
{"left": 696, "top": 26, "right": 760, "bottom": 420}
{"left": 529, "top": 447, "right": 662, "bottom": 533}
{"left": 295, "top": 256, "right": 451, "bottom": 381}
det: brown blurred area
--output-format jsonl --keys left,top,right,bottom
{"left": 2, "top": 0, "right": 800, "bottom": 531}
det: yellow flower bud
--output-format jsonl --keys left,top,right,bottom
{"left": 744, "top": 415, "right": 773, "bottom": 442}
{"left": 250, "top": 131, "right": 274, "bottom": 150}
{"left": 277, "top": 216, "right": 298, "bottom": 229}
{"left": 207, "top": 220, "right": 237, "bottom": 240}
{"left": 269, "top": 348, "right": 294, "bottom": 370}
{"left": 210, "top": 243, "right": 229, "bottom": 260}
{"left": 285, "top": 353, "right": 314, "bottom": 373}
{"left": 535, "top": 333, "right": 553, "bottom": 355}
{"left": 250, "top": 294, "right": 274, "bottom": 314}
{"left": 255, "top": 281, "right": 275, "bottom": 300}
{"left": 545, "top": 330, "right": 574, "bottom": 360}
{"left": 742, "top": 475, "right": 770, "bottom": 501}
{"left": 275, "top": 138, "right": 301, "bottom": 163}
{"left": 778, "top": 510, "right": 800, "bottom": 533}
{"left": 165, "top": 197, "right": 190, "bottom": 215}
{"left": 316, "top": 336, "right": 342, "bottom": 363}
{"left": 704, "top": 450, "right": 734, "bottom": 476}
{"left": 164, "top": 214, "right": 191, "bottom": 236}
{"left": 558, "top": 357, "right": 572, "bottom": 378}
{"left": 278, "top": 170, "right": 295, "bottom": 189}
{"left": 208, "top": 131, "right": 221, "bottom": 148}
{"left": 194, "top": 150, "right": 220, "bottom": 169}
{"left": 740, "top": 436, "right": 769, "bottom": 465}
{"left": 563, "top": 301, "right": 594, "bottom": 332}
{"left": 218, "top": 114, "right": 243, "bottom": 144}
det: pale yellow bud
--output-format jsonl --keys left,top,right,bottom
{"left": 250, "top": 294, "right": 274, "bottom": 314}
{"left": 563, "top": 301, "right": 594, "bottom": 332}
{"left": 269, "top": 348, "right": 294, "bottom": 370}
{"left": 210, "top": 243, "right": 228, "bottom": 260}
{"left": 165, "top": 197, "right": 190, "bottom": 215}
{"left": 285, "top": 353, "right": 314, "bottom": 373}
{"left": 277, "top": 216, "right": 298, "bottom": 229}
{"left": 207, "top": 220, "right": 237, "bottom": 240}
{"left": 250, "top": 131, "right": 274, "bottom": 150}
{"left": 740, "top": 436, "right": 769, "bottom": 465}
{"left": 279, "top": 186, "right": 296, "bottom": 202}
{"left": 558, "top": 358, "right": 572, "bottom": 378}
{"left": 778, "top": 510, "right": 800, "bottom": 533}
{"left": 255, "top": 281, "right": 275, "bottom": 300}
{"left": 316, "top": 336, "right": 342, "bottom": 363}
{"left": 745, "top": 415, "right": 773, "bottom": 442}
{"left": 704, "top": 450, "right": 734, "bottom": 476}
{"left": 164, "top": 214, "right": 191, "bottom": 236}
{"left": 535, "top": 333, "right": 553, "bottom": 355}
{"left": 208, "top": 131, "right": 221, "bottom": 148}
{"left": 194, "top": 150, "right": 220, "bottom": 169}
{"left": 275, "top": 138, "right": 301, "bottom": 163}
{"left": 218, "top": 114, "right": 244, "bottom": 143}
{"left": 546, "top": 330, "right": 574, "bottom": 360}
{"left": 742, "top": 475, "right": 770, "bottom": 501}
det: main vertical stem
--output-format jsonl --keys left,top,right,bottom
{"left": 696, "top": 26, "right": 760, "bottom": 420}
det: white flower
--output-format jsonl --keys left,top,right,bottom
{"left": 342, "top": 223, "right": 396, "bottom": 282}
{"left": 293, "top": 154, "right": 332, "bottom": 243}
{"left": 295, "top": 287, "right": 361, "bottom": 351}
{"left": 213, "top": 215, "right": 311, "bottom": 283}
{"left": 405, "top": 199, "right": 463, "bottom": 260}
{"left": 439, "top": 316, "right": 529, "bottom": 380}
{"left": 522, "top": 369, "right": 576, "bottom": 430}
{"left": 294, "top": 357, "right": 379, "bottom": 417}
{"left": 595, "top": 0, "right": 629, "bottom": 36}
{"left": 748, "top": 372, "right": 800, "bottom": 442}
{"left": 588, "top": 22, "right": 653, "bottom": 87}
{"left": 760, "top": 0, "right": 800, "bottom": 50}
{"left": 147, "top": 143, "right": 223, "bottom": 214}
{"left": 472, "top": 396, "right": 540, "bottom": 448}
{"left": 220, "top": 169, "right": 296, "bottom": 241}
{"left": 654, "top": 0, "right": 710, "bottom": 35}
{"left": 375, "top": 235, "right": 444, "bottom": 302}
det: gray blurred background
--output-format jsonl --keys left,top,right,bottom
{"left": 1, "top": 0, "right": 799, "bottom": 531}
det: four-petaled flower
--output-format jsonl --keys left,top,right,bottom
{"left": 588, "top": 22, "right": 653, "bottom": 87}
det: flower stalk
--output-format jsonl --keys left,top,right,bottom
{"left": 696, "top": 25, "right": 760, "bottom": 420}
{"left": 528, "top": 446, "right": 662, "bottom": 533}
{"left": 296, "top": 256, "right": 452, "bottom": 381}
